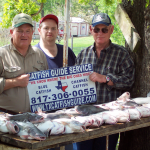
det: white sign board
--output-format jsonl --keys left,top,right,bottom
{"left": 27, "top": 64, "right": 97, "bottom": 112}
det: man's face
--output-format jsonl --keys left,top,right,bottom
{"left": 10, "top": 24, "right": 33, "bottom": 50}
{"left": 90, "top": 24, "right": 114, "bottom": 45}
{"left": 38, "top": 19, "right": 58, "bottom": 42}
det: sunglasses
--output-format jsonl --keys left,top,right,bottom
{"left": 93, "top": 28, "right": 109, "bottom": 33}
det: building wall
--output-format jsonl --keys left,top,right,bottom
{"left": 33, "top": 21, "right": 89, "bottom": 39}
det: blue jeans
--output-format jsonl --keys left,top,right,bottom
{"left": 73, "top": 133, "right": 119, "bottom": 150}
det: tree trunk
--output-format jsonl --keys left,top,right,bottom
{"left": 41, "top": 9, "right": 44, "bottom": 18}
{"left": 119, "top": 0, "right": 150, "bottom": 149}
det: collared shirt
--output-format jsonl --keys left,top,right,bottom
{"left": 75, "top": 42, "right": 135, "bottom": 104}
{"left": 0, "top": 41, "right": 48, "bottom": 113}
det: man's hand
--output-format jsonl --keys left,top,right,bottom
{"left": 89, "top": 72, "right": 106, "bottom": 83}
{"left": 89, "top": 72, "right": 114, "bottom": 86}
{"left": 4, "top": 74, "right": 30, "bottom": 90}
{"left": 13, "top": 74, "right": 30, "bottom": 87}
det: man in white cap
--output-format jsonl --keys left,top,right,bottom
{"left": 73, "top": 13, "right": 135, "bottom": 150}
{"left": 0, "top": 13, "right": 48, "bottom": 114}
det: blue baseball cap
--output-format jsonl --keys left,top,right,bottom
{"left": 92, "top": 13, "right": 111, "bottom": 27}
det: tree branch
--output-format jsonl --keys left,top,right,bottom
{"left": 31, "top": 3, "right": 43, "bottom": 17}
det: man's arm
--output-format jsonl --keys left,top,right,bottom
{"left": 0, "top": 55, "right": 30, "bottom": 92}
{"left": 89, "top": 72, "right": 114, "bottom": 86}
{"left": 4, "top": 74, "right": 30, "bottom": 91}
{"left": 106, "top": 55, "right": 135, "bottom": 90}
{"left": 89, "top": 56, "right": 135, "bottom": 90}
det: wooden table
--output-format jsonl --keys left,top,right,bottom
{"left": 1, "top": 117, "right": 150, "bottom": 150}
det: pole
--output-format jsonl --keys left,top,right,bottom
{"left": 106, "top": 135, "right": 109, "bottom": 150}
{"left": 71, "top": 35, "right": 73, "bottom": 50}
{"left": 63, "top": 0, "right": 70, "bottom": 67}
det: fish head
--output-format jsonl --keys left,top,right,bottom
{"left": 117, "top": 92, "right": 130, "bottom": 101}
{"left": 28, "top": 114, "right": 44, "bottom": 123}
{"left": 28, "top": 126, "right": 46, "bottom": 141}
{"left": 6, "top": 120, "right": 20, "bottom": 134}
{"left": 33, "top": 132, "right": 46, "bottom": 141}
{"left": 75, "top": 105, "right": 89, "bottom": 115}
{"left": 17, "top": 121, "right": 46, "bottom": 141}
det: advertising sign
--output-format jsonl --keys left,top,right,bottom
{"left": 27, "top": 64, "right": 97, "bottom": 112}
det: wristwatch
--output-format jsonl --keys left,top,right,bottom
{"left": 106, "top": 76, "right": 110, "bottom": 84}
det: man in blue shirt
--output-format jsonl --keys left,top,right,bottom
{"left": 35, "top": 14, "right": 76, "bottom": 150}
{"left": 35, "top": 14, "right": 76, "bottom": 69}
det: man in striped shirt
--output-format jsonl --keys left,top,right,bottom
{"left": 73, "top": 13, "right": 135, "bottom": 150}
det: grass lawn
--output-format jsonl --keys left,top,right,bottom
{"left": 31, "top": 35, "right": 94, "bottom": 56}
{"left": 31, "top": 35, "right": 124, "bottom": 56}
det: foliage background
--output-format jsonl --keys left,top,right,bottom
{"left": 0, "top": 0, "right": 125, "bottom": 46}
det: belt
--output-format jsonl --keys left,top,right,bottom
{"left": 0, "top": 108, "right": 17, "bottom": 115}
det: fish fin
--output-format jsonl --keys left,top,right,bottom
{"left": 37, "top": 107, "right": 42, "bottom": 113}
{"left": 44, "top": 129, "right": 50, "bottom": 137}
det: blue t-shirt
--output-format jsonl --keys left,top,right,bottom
{"left": 35, "top": 43, "right": 76, "bottom": 69}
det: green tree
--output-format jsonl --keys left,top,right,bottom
{"left": 0, "top": 0, "right": 6, "bottom": 12}
{"left": 43, "top": 0, "right": 65, "bottom": 16}
{"left": 0, "top": 0, "right": 46, "bottom": 28}
{"left": 70, "top": 0, "right": 99, "bottom": 23}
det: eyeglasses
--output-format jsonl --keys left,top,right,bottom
{"left": 93, "top": 28, "right": 109, "bottom": 33}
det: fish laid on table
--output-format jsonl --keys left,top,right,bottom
{"left": 94, "top": 110, "right": 130, "bottom": 124}
{"left": 71, "top": 116, "right": 93, "bottom": 128}
{"left": 56, "top": 108, "right": 82, "bottom": 116}
{"left": 0, "top": 116, "right": 19, "bottom": 133}
{"left": 99, "top": 101, "right": 124, "bottom": 110}
{"left": 88, "top": 115, "right": 104, "bottom": 127}
{"left": 124, "top": 108, "right": 141, "bottom": 120}
{"left": 34, "top": 120, "right": 54, "bottom": 137}
{"left": 53, "top": 118, "right": 85, "bottom": 134}
{"left": 75, "top": 105, "right": 107, "bottom": 116}
{"left": 105, "top": 110, "right": 130, "bottom": 123}
{"left": 98, "top": 95, "right": 140, "bottom": 111}
{"left": 117, "top": 92, "right": 130, "bottom": 101}
{"left": 123, "top": 101, "right": 140, "bottom": 107}
{"left": 142, "top": 103, "right": 150, "bottom": 108}
{"left": 3, "top": 91, "right": 150, "bottom": 140}
{"left": 50, "top": 121, "right": 65, "bottom": 135}
{"left": 34, "top": 119, "right": 65, "bottom": 136}
{"left": 16, "top": 120, "right": 46, "bottom": 141}
{"left": 136, "top": 106, "right": 150, "bottom": 117}
{"left": 95, "top": 92, "right": 134, "bottom": 111}
{"left": 7, "top": 112, "right": 44, "bottom": 123}
{"left": 132, "top": 97, "right": 150, "bottom": 105}
{"left": 45, "top": 112, "right": 72, "bottom": 120}
{"left": 93, "top": 112, "right": 118, "bottom": 125}
{"left": 37, "top": 108, "right": 72, "bottom": 119}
